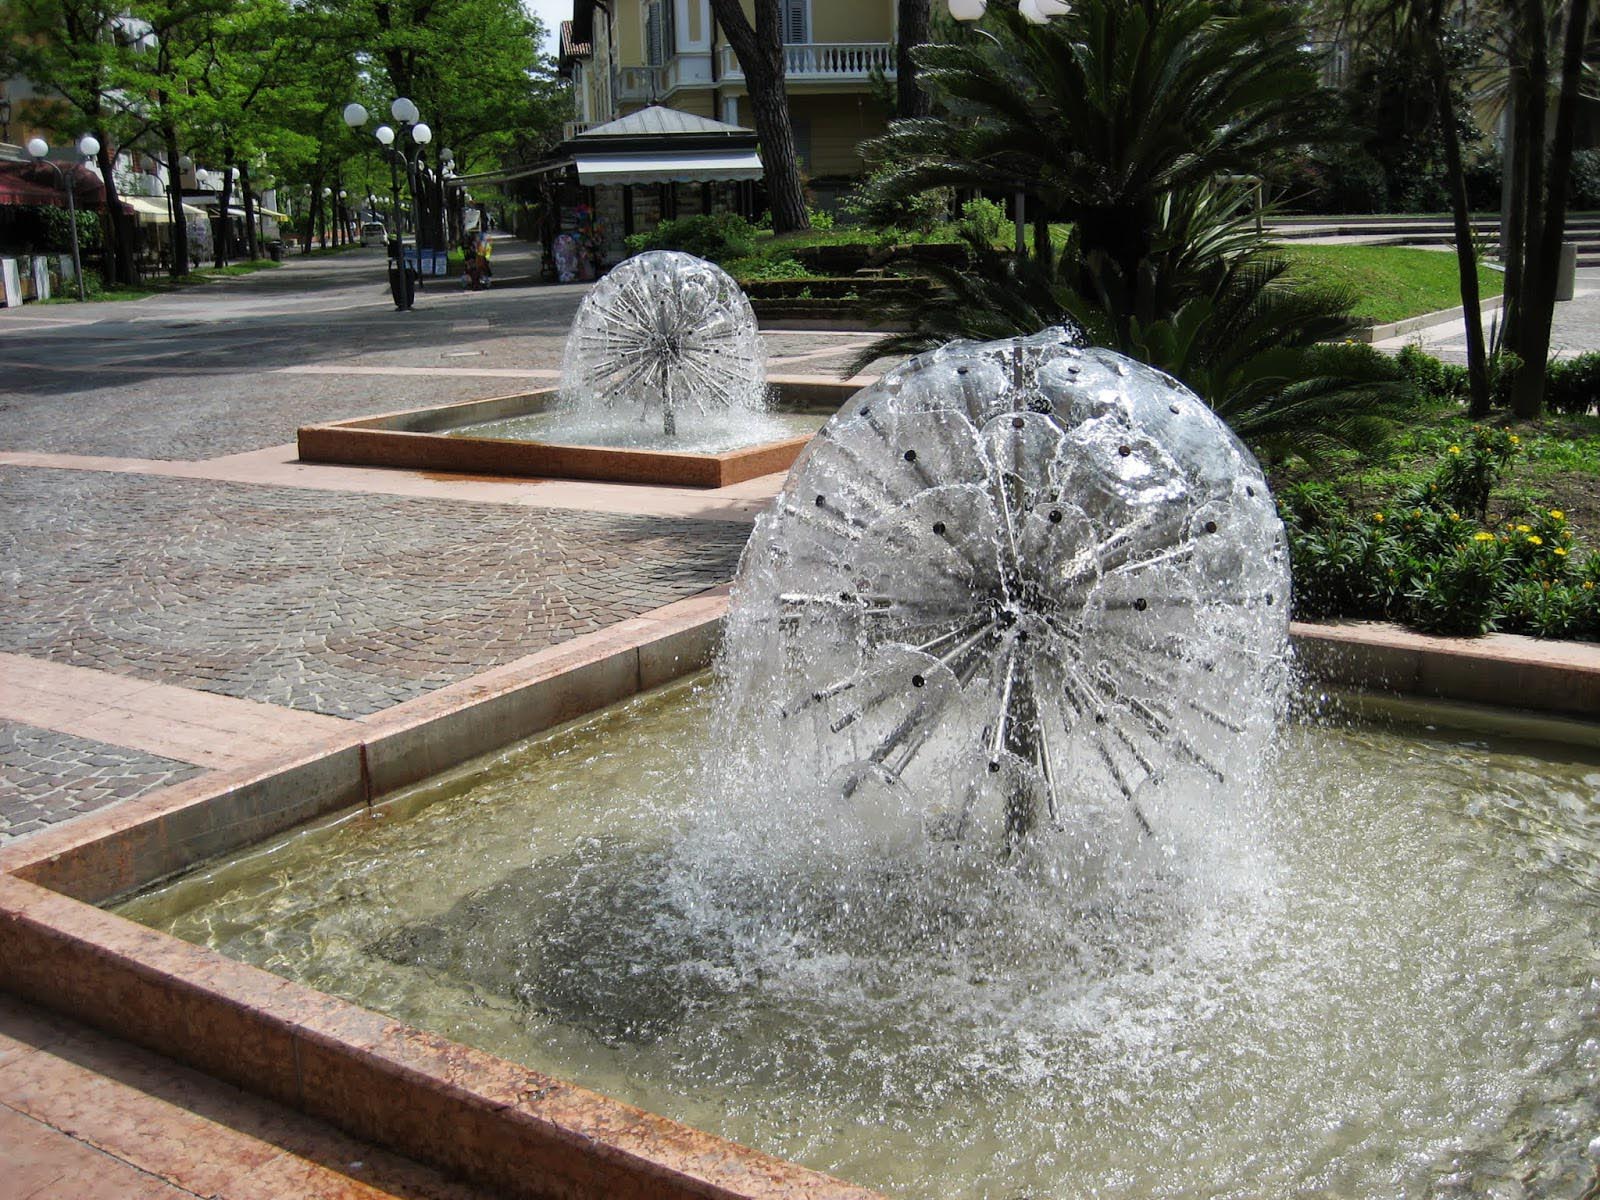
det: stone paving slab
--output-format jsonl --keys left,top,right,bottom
{"left": 0, "top": 993, "right": 496, "bottom": 1199}
{"left": 0, "top": 466, "right": 748, "bottom": 719}
{"left": 0, "top": 722, "right": 203, "bottom": 840}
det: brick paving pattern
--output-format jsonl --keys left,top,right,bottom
{"left": 0, "top": 466, "right": 747, "bottom": 718}
{"left": 0, "top": 721, "right": 203, "bottom": 839}
{"left": 0, "top": 366, "right": 516, "bottom": 461}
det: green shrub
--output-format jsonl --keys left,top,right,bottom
{"left": 956, "top": 197, "right": 1008, "bottom": 245}
{"left": 623, "top": 213, "right": 757, "bottom": 263}
{"left": 1406, "top": 537, "right": 1506, "bottom": 636}
{"left": 1546, "top": 352, "right": 1600, "bottom": 416}
{"left": 1395, "top": 343, "right": 1468, "bottom": 404}
{"left": 1426, "top": 425, "right": 1520, "bottom": 521}
{"left": 1282, "top": 436, "right": 1592, "bottom": 640}
{"left": 807, "top": 207, "right": 835, "bottom": 232}
{"left": 842, "top": 171, "right": 951, "bottom": 234}
{"left": 725, "top": 255, "right": 811, "bottom": 282}
{"left": 1571, "top": 149, "right": 1600, "bottom": 210}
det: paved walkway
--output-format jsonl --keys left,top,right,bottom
{"left": 0, "top": 238, "right": 878, "bottom": 838}
{"left": 0, "top": 238, "right": 890, "bottom": 1195}
{"left": 1370, "top": 266, "right": 1600, "bottom": 363}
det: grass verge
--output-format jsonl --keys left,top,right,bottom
{"left": 1278, "top": 244, "right": 1503, "bottom": 326}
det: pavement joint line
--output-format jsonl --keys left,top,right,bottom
{"left": 0, "top": 448, "right": 779, "bottom": 521}
{"left": 0, "top": 654, "right": 349, "bottom": 770}
{"left": 274, "top": 364, "right": 563, "bottom": 379}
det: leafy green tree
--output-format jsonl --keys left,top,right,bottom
{"left": 0, "top": 0, "right": 143, "bottom": 282}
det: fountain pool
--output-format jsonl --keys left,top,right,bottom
{"left": 118, "top": 674, "right": 1600, "bottom": 1200}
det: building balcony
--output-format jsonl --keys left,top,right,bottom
{"left": 563, "top": 119, "right": 604, "bottom": 140}
{"left": 717, "top": 42, "right": 895, "bottom": 85}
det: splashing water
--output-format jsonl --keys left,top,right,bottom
{"left": 557, "top": 250, "right": 770, "bottom": 444}
{"left": 709, "top": 329, "right": 1291, "bottom": 873}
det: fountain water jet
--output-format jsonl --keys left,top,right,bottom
{"left": 716, "top": 328, "right": 1291, "bottom": 859}
{"left": 559, "top": 250, "right": 768, "bottom": 442}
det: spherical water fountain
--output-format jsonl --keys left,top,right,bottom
{"left": 557, "top": 250, "right": 772, "bottom": 447}
{"left": 717, "top": 328, "right": 1290, "bottom": 857}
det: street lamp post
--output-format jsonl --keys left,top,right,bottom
{"left": 26, "top": 134, "right": 98, "bottom": 302}
{"left": 348, "top": 97, "right": 434, "bottom": 310}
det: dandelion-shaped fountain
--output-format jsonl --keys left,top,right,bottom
{"left": 559, "top": 250, "right": 768, "bottom": 442}
{"left": 720, "top": 328, "right": 1292, "bottom": 852}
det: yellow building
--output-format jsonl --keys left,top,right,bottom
{"left": 560, "top": 0, "right": 895, "bottom": 205}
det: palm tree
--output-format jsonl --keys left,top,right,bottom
{"left": 857, "top": 0, "right": 1332, "bottom": 289}
{"left": 848, "top": 182, "right": 1410, "bottom": 462}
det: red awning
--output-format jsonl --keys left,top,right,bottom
{"left": 0, "top": 162, "right": 109, "bottom": 208}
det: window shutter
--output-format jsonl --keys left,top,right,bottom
{"left": 646, "top": 3, "right": 664, "bottom": 65}
{"left": 783, "top": 0, "right": 806, "bottom": 44}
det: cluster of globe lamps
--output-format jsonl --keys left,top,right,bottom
{"left": 947, "top": 0, "right": 1069, "bottom": 25}
{"left": 24, "top": 133, "right": 100, "bottom": 302}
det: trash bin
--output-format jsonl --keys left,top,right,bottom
{"left": 386, "top": 237, "right": 415, "bottom": 311}
{"left": 265, "top": 240, "right": 283, "bottom": 262}
{"left": 1556, "top": 242, "right": 1577, "bottom": 302}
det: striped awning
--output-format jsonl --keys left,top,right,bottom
{"left": 574, "top": 148, "right": 764, "bottom": 186}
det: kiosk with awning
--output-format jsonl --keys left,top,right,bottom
{"left": 462, "top": 105, "right": 765, "bottom": 274}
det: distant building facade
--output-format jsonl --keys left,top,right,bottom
{"left": 559, "top": 0, "right": 896, "bottom": 207}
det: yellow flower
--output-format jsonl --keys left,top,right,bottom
{"left": 1585, "top": 581, "right": 1596, "bottom": 591}
{"left": 1554, "top": 547, "right": 1568, "bottom": 557}
{"left": 1527, "top": 535, "right": 1543, "bottom": 546}
{"left": 1516, "top": 524, "right": 1531, "bottom": 533}
{"left": 1372, "top": 512, "right": 1384, "bottom": 523}
{"left": 1509, "top": 435, "right": 1520, "bottom": 444}
{"left": 1413, "top": 509, "right": 1423, "bottom": 518}
{"left": 1447, "top": 445, "right": 1462, "bottom": 455}
{"left": 1473, "top": 531, "right": 1495, "bottom": 541}
{"left": 1449, "top": 512, "right": 1460, "bottom": 521}
{"left": 1550, "top": 509, "right": 1564, "bottom": 520}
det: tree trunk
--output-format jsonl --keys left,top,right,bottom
{"left": 1509, "top": 0, "right": 1547, "bottom": 399}
{"left": 160, "top": 120, "right": 189, "bottom": 278}
{"left": 94, "top": 139, "right": 136, "bottom": 286}
{"left": 1427, "top": 28, "right": 1491, "bottom": 417}
{"left": 707, "top": 0, "right": 810, "bottom": 232}
{"left": 240, "top": 164, "right": 259, "bottom": 261}
{"left": 1510, "top": 0, "right": 1590, "bottom": 419}
{"left": 896, "top": 0, "right": 932, "bottom": 119}
{"left": 216, "top": 163, "right": 235, "bottom": 267}
{"left": 1500, "top": 72, "right": 1530, "bottom": 351}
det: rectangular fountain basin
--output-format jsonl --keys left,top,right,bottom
{"left": 296, "top": 377, "right": 858, "bottom": 488}
{"left": 1, "top": 612, "right": 1596, "bottom": 1200}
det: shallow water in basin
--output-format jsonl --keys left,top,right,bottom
{"left": 448, "top": 409, "right": 827, "bottom": 453}
{"left": 120, "top": 678, "right": 1600, "bottom": 1199}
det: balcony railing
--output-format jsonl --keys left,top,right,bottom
{"left": 563, "top": 119, "right": 604, "bottom": 140}
{"left": 718, "top": 42, "right": 894, "bottom": 82}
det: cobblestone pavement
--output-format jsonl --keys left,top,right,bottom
{"left": 0, "top": 721, "right": 203, "bottom": 838}
{"left": 0, "top": 466, "right": 748, "bottom": 718}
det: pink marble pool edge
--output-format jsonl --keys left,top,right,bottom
{"left": 1, "top": 611, "right": 1596, "bottom": 1200}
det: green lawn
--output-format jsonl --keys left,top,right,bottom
{"left": 736, "top": 228, "right": 1498, "bottom": 327}
{"left": 1278, "top": 244, "right": 1502, "bottom": 326}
